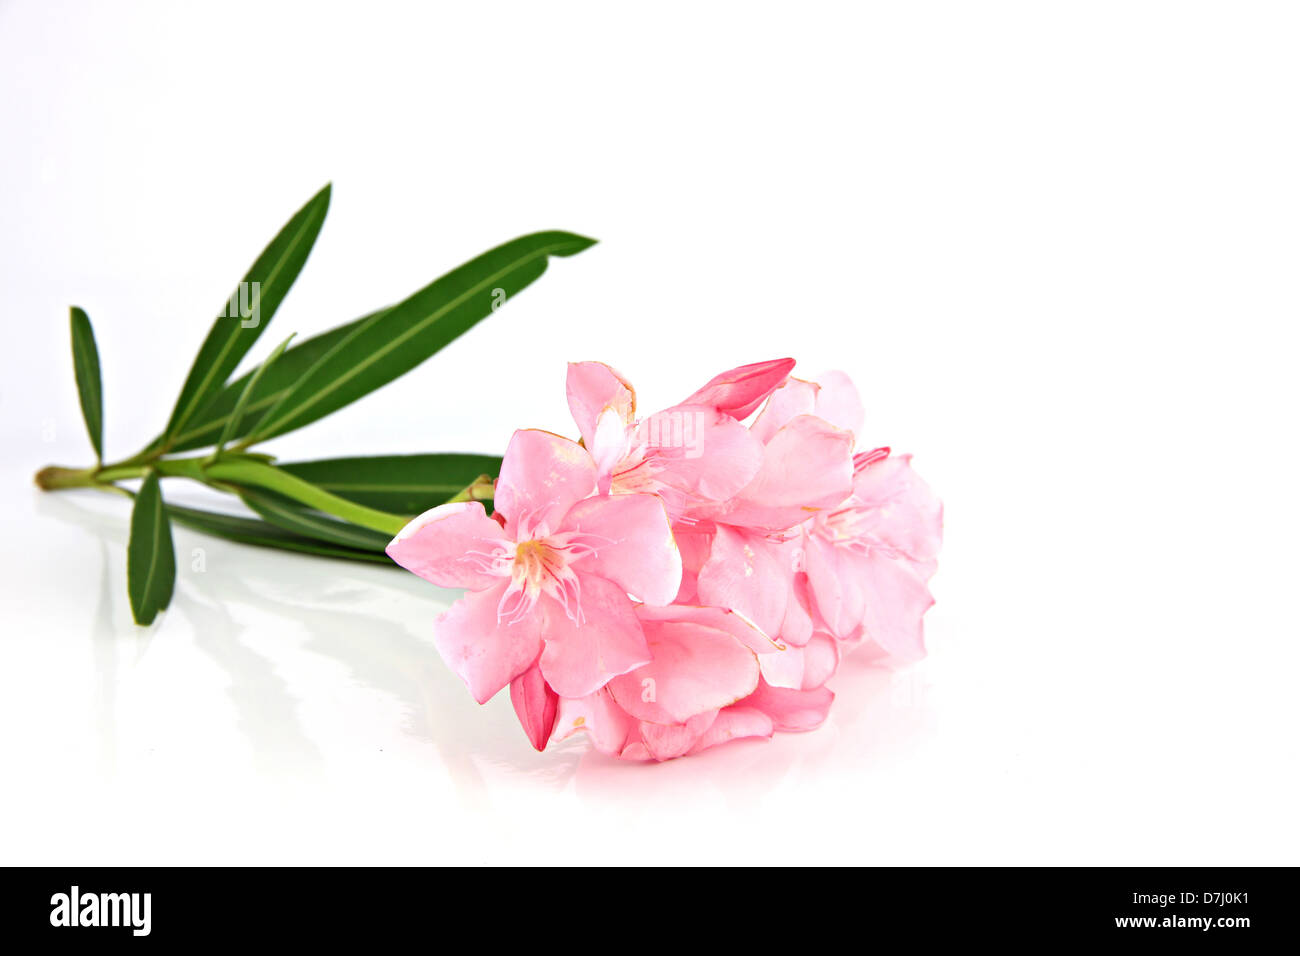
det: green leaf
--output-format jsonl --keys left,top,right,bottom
{"left": 160, "top": 309, "right": 382, "bottom": 453}
{"left": 279, "top": 453, "right": 501, "bottom": 515}
{"left": 127, "top": 470, "right": 177, "bottom": 625}
{"left": 163, "top": 501, "right": 395, "bottom": 565}
{"left": 161, "top": 183, "right": 332, "bottom": 445}
{"left": 245, "top": 230, "right": 597, "bottom": 443}
{"left": 69, "top": 306, "right": 104, "bottom": 462}
{"left": 214, "top": 333, "right": 295, "bottom": 453}
{"left": 235, "top": 486, "right": 393, "bottom": 552}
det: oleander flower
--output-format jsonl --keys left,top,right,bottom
{"left": 564, "top": 358, "right": 793, "bottom": 521}
{"left": 387, "top": 428, "right": 681, "bottom": 710}
{"left": 550, "top": 604, "right": 834, "bottom": 760}
{"left": 387, "top": 359, "right": 941, "bottom": 760}
{"left": 795, "top": 450, "right": 942, "bottom": 662}
{"left": 692, "top": 411, "right": 856, "bottom": 644}
{"left": 753, "top": 375, "right": 944, "bottom": 661}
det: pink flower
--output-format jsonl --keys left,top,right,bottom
{"left": 550, "top": 604, "right": 835, "bottom": 760}
{"left": 387, "top": 428, "right": 682, "bottom": 723}
{"left": 802, "top": 450, "right": 943, "bottom": 661}
{"left": 388, "top": 360, "right": 941, "bottom": 761}
{"left": 564, "top": 359, "right": 793, "bottom": 521}
{"left": 754, "top": 375, "right": 944, "bottom": 661}
{"left": 692, "top": 412, "right": 857, "bottom": 645}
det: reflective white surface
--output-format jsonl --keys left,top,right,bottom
{"left": 2, "top": 1, "right": 1298, "bottom": 864}
{"left": 6, "top": 466, "right": 1296, "bottom": 865}
{"left": 14, "top": 478, "right": 942, "bottom": 864}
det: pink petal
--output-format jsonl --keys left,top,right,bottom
{"left": 831, "top": 621, "right": 889, "bottom": 661}
{"left": 607, "top": 619, "right": 761, "bottom": 724}
{"left": 617, "top": 742, "right": 653, "bottom": 761}
{"left": 539, "top": 574, "right": 651, "bottom": 698}
{"left": 757, "top": 644, "right": 805, "bottom": 689}
{"left": 678, "top": 358, "right": 796, "bottom": 420}
{"left": 751, "top": 372, "right": 865, "bottom": 443}
{"left": 589, "top": 407, "right": 632, "bottom": 492}
{"left": 759, "top": 623, "right": 838, "bottom": 688}
{"left": 636, "top": 405, "right": 764, "bottom": 503}
{"left": 669, "top": 525, "right": 714, "bottom": 603}
{"left": 636, "top": 602, "right": 783, "bottom": 655}
{"left": 566, "top": 361, "right": 635, "bottom": 448}
{"left": 563, "top": 493, "right": 682, "bottom": 606}
{"left": 780, "top": 567, "right": 815, "bottom": 647}
{"left": 674, "top": 567, "right": 699, "bottom": 605}
{"left": 687, "top": 706, "right": 774, "bottom": 754}
{"left": 743, "top": 681, "right": 834, "bottom": 732}
{"left": 749, "top": 377, "right": 819, "bottom": 443}
{"left": 386, "top": 501, "right": 509, "bottom": 591}
{"left": 552, "top": 688, "right": 635, "bottom": 755}
{"left": 638, "top": 711, "right": 718, "bottom": 761}
{"left": 509, "top": 662, "right": 559, "bottom": 752}
{"left": 803, "top": 534, "right": 869, "bottom": 639}
{"left": 854, "top": 453, "right": 944, "bottom": 564}
{"left": 696, "top": 525, "right": 792, "bottom": 639}
{"left": 432, "top": 580, "right": 544, "bottom": 704}
{"left": 799, "top": 631, "right": 841, "bottom": 690}
{"left": 810, "top": 370, "right": 865, "bottom": 436}
{"left": 494, "top": 429, "right": 598, "bottom": 538}
{"left": 858, "top": 550, "right": 935, "bottom": 662}
{"left": 715, "top": 415, "right": 855, "bottom": 532}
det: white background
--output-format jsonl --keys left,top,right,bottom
{"left": 1, "top": 1, "right": 1297, "bottom": 865}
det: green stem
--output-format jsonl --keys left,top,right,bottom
{"left": 447, "top": 473, "right": 495, "bottom": 503}
{"left": 202, "top": 459, "right": 406, "bottom": 535}
{"left": 34, "top": 465, "right": 99, "bottom": 490}
{"left": 36, "top": 439, "right": 168, "bottom": 490}
{"left": 108, "top": 457, "right": 206, "bottom": 484}
{"left": 37, "top": 454, "right": 407, "bottom": 537}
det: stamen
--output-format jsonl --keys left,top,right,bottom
{"left": 490, "top": 530, "right": 614, "bottom": 626}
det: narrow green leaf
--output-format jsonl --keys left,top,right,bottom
{"left": 246, "top": 230, "right": 597, "bottom": 443}
{"left": 214, "top": 333, "right": 295, "bottom": 453}
{"left": 160, "top": 310, "right": 383, "bottom": 453}
{"left": 127, "top": 470, "right": 177, "bottom": 625}
{"left": 163, "top": 501, "right": 394, "bottom": 565}
{"left": 236, "top": 487, "right": 392, "bottom": 551}
{"left": 279, "top": 453, "right": 501, "bottom": 515}
{"left": 161, "top": 183, "right": 332, "bottom": 444}
{"left": 69, "top": 306, "right": 104, "bottom": 461}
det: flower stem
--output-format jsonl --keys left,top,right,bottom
{"left": 446, "top": 473, "right": 495, "bottom": 503}
{"left": 34, "top": 465, "right": 99, "bottom": 490}
{"left": 36, "top": 454, "right": 407, "bottom": 537}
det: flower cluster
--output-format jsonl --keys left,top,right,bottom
{"left": 387, "top": 359, "right": 942, "bottom": 760}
